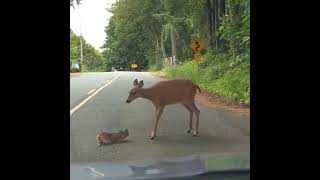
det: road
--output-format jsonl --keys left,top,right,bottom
{"left": 70, "top": 72, "right": 250, "bottom": 163}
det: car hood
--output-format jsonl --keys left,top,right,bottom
{"left": 70, "top": 152, "right": 250, "bottom": 180}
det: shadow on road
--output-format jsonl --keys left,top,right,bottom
{"left": 147, "top": 133, "right": 237, "bottom": 145}
{"left": 98, "top": 139, "right": 135, "bottom": 146}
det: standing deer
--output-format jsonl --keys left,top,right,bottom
{"left": 126, "top": 79, "right": 201, "bottom": 139}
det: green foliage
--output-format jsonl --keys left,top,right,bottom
{"left": 165, "top": 60, "right": 200, "bottom": 82}
{"left": 212, "top": 68, "right": 249, "bottom": 103}
{"left": 70, "top": 30, "right": 105, "bottom": 72}
{"left": 219, "top": 0, "right": 250, "bottom": 54}
{"left": 80, "top": 63, "right": 88, "bottom": 72}
{"left": 70, "top": 30, "right": 80, "bottom": 64}
{"left": 164, "top": 51, "right": 250, "bottom": 105}
{"left": 70, "top": 68, "right": 80, "bottom": 73}
{"left": 102, "top": 0, "right": 208, "bottom": 70}
{"left": 89, "top": 66, "right": 106, "bottom": 72}
{"left": 102, "top": 0, "right": 152, "bottom": 70}
{"left": 101, "top": 0, "right": 250, "bottom": 104}
{"left": 70, "top": 0, "right": 82, "bottom": 8}
{"left": 147, "top": 50, "right": 163, "bottom": 71}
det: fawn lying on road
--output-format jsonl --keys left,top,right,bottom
{"left": 96, "top": 129, "right": 129, "bottom": 146}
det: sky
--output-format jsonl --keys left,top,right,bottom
{"left": 70, "top": 0, "right": 116, "bottom": 52}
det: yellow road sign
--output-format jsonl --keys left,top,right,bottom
{"left": 131, "top": 64, "right": 138, "bottom": 68}
{"left": 190, "top": 39, "right": 205, "bottom": 53}
{"left": 194, "top": 53, "right": 202, "bottom": 63}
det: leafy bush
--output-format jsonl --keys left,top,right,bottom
{"left": 70, "top": 68, "right": 80, "bottom": 73}
{"left": 212, "top": 68, "right": 249, "bottom": 103}
{"left": 149, "top": 64, "right": 162, "bottom": 72}
{"left": 163, "top": 51, "right": 250, "bottom": 105}
{"left": 81, "top": 64, "right": 88, "bottom": 72}
{"left": 88, "top": 66, "right": 106, "bottom": 72}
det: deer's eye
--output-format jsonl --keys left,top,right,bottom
{"left": 132, "top": 91, "right": 136, "bottom": 95}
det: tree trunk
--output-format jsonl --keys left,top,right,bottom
{"left": 160, "top": 34, "right": 167, "bottom": 58}
{"left": 170, "top": 28, "right": 177, "bottom": 66}
{"left": 160, "top": 34, "right": 167, "bottom": 67}
{"left": 211, "top": 0, "right": 216, "bottom": 50}
{"left": 215, "top": 0, "right": 219, "bottom": 33}
{"left": 155, "top": 34, "right": 160, "bottom": 52}
{"left": 218, "top": 0, "right": 226, "bottom": 50}
{"left": 219, "top": 0, "right": 226, "bottom": 16}
{"left": 206, "top": 0, "right": 214, "bottom": 49}
{"left": 151, "top": 26, "right": 160, "bottom": 53}
{"left": 213, "top": 0, "right": 219, "bottom": 49}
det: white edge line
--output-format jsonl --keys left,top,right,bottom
{"left": 70, "top": 74, "right": 121, "bottom": 117}
{"left": 87, "top": 89, "right": 96, "bottom": 95}
{"left": 87, "top": 167, "right": 105, "bottom": 177}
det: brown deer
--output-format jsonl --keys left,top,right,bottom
{"left": 126, "top": 79, "right": 201, "bottom": 139}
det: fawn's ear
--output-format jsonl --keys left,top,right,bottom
{"left": 138, "top": 80, "right": 144, "bottom": 88}
{"left": 133, "top": 79, "right": 139, "bottom": 86}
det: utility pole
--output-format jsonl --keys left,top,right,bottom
{"left": 78, "top": 6, "right": 83, "bottom": 64}
{"left": 80, "top": 27, "right": 83, "bottom": 64}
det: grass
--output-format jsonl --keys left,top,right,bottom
{"left": 160, "top": 52, "right": 250, "bottom": 105}
{"left": 88, "top": 66, "right": 106, "bottom": 72}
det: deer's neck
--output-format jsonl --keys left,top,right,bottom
{"left": 140, "top": 88, "right": 155, "bottom": 102}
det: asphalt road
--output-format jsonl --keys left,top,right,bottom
{"left": 70, "top": 72, "right": 250, "bottom": 163}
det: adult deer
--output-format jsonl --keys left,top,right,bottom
{"left": 126, "top": 79, "right": 201, "bottom": 139}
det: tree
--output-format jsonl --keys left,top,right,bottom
{"left": 70, "top": 0, "right": 82, "bottom": 8}
{"left": 70, "top": 30, "right": 80, "bottom": 64}
{"left": 102, "top": 0, "right": 161, "bottom": 70}
{"left": 206, "top": 0, "right": 214, "bottom": 48}
{"left": 70, "top": 29, "right": 104, "bottom": 71}
{"left": 101, "top": 0, "right": 249, "bottom": 70}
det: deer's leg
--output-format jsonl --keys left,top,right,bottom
{"left": 189, "top": 102, "right": 200, "bottom": 136}
{"left": 150, "top": 106, "right": 158, "bottom": 139}
{"left": 182, "top": 103, "right": 193, "bottom": 133}
{"left": 151, "top": 106, "right": 164, "bottom": 140}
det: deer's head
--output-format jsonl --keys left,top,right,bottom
{"left": 126, "top": 79, "right": 144, "bottom": 103}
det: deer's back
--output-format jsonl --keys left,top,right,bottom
{"left": 150, "top": 79, "right": 197, "bottom": 104}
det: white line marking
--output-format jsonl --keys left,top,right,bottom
{"left": 87, "top": 89, "right": 96, "bottom": 95}
{"left": 87, "top": 167, "right": 105, "bottom": 177}
{"left": 70, "top": 74, "right": 121, "bottom": 117}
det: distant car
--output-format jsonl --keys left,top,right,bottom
{"left": 112, "top": 67, "right": 122, "bottom": 71}
{"left": 71, "top": 63, "right": 80, "bottom": 73}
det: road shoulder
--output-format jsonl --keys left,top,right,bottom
{"left": 70, "top": 73, "right": 81, "bottom": 77}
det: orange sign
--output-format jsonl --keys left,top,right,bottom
{"left": 191, "top": 39, "right": 205, "bottom": 53}
{"left": 194, "top": 53, "right": 202, "bottom": 63}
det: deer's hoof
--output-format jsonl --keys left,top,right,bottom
{"left": 192, "top": 131, "right": 199, "bottom": 137}
{"left": 150, "top": 132, "right": 157, "bottom": 139}
{"left": 187, "top": 129, "right": 192, "bottom": 134}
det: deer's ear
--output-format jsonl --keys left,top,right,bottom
{"left": 133, "top": 79, "right": 139, "bottom": 86}
{"left": 138, "top": 80, "right": 144, "bottom": 88}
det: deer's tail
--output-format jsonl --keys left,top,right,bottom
{"left": 197, "top": 86, "right": 201, "bottom": 93}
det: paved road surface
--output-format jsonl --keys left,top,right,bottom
{"left": 70, "top": 72, "right": 250, "bottom": 163}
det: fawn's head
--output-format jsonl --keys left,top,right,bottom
{"left": 119, "top": 128, "right": 129, "bottom": 138}
{"left": 126, "top": 79, "right": 144, "bottom": 103}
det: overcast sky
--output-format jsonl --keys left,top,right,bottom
{"left": 70, "top": 0, "right": 116, "bottom": 52}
